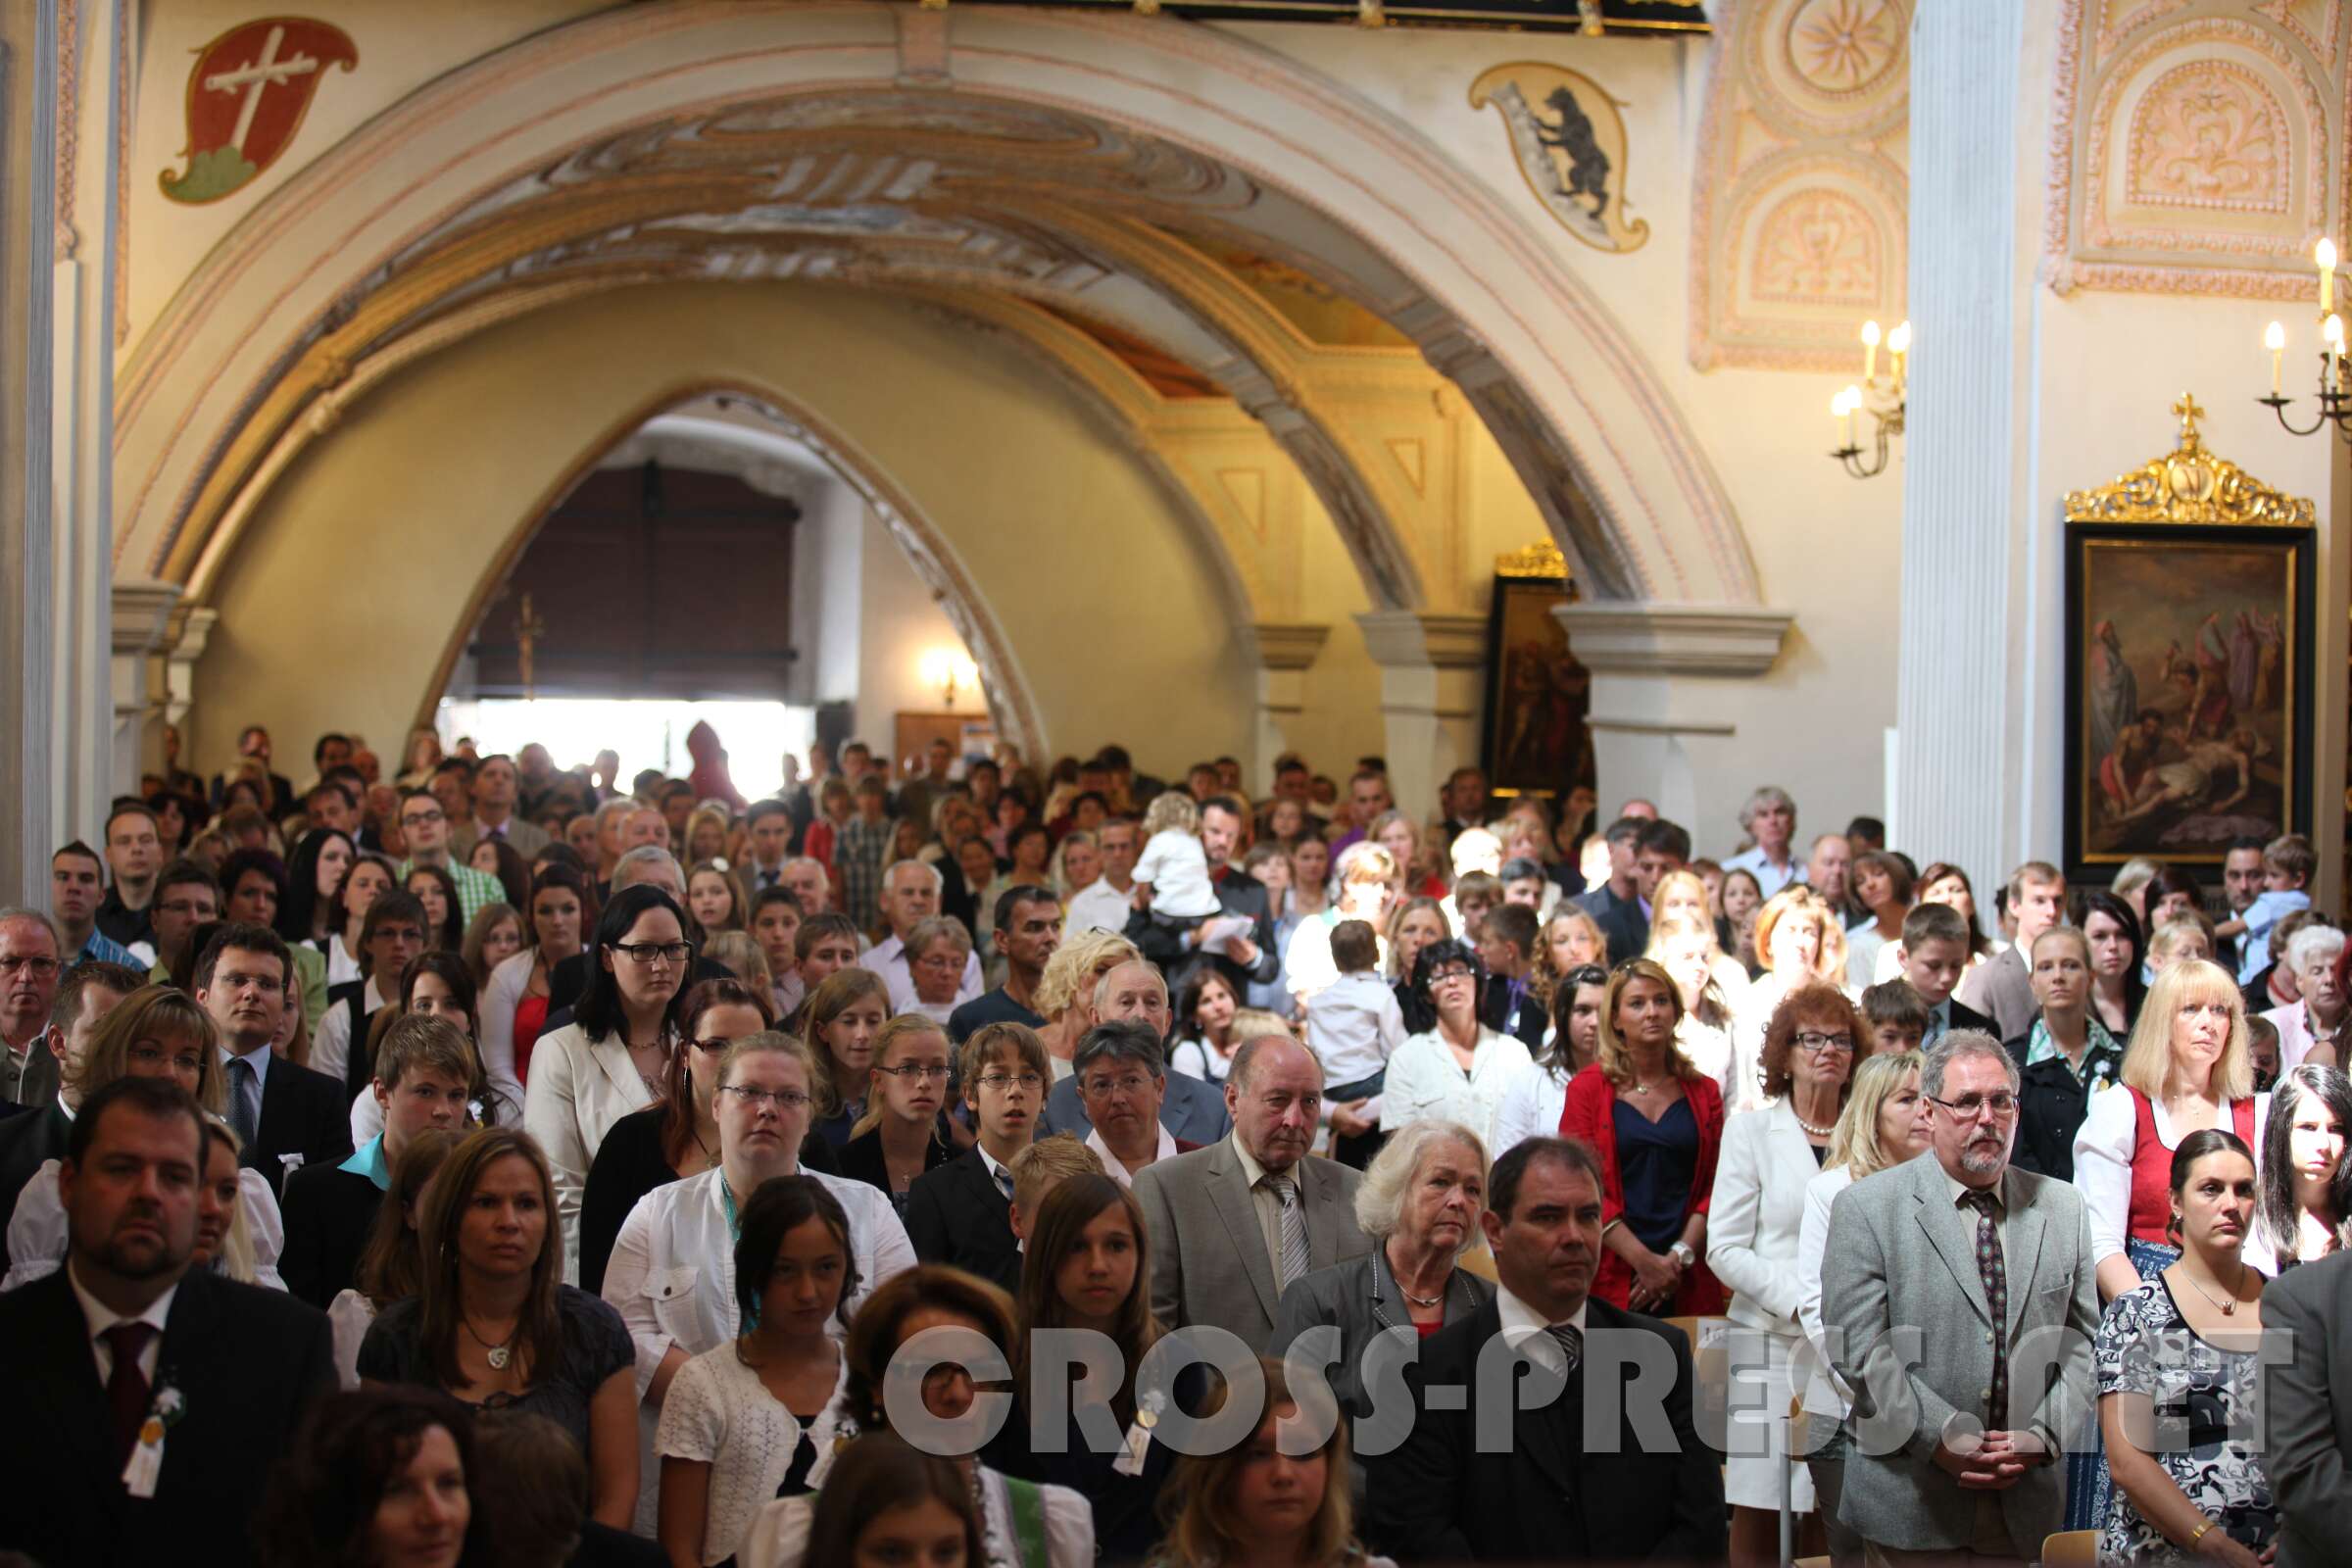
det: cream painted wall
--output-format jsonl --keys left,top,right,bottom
{"left": 188, "top": 281, "right": 1261, "bottom": 781}
{"left": 856, "top": 503, "right": 979, "bottom": 758}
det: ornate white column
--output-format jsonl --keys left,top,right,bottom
{"left": 0, "top": 0, "right": 62, "bottom": 900}
{"left": 112, "top": 580, "right": 181, "bottom": 798}
{"left": 1352, "top": 611, "right": 1486, "bottom": 820}
{"left": 1554, "top": 603, "right": 1793, "bottom": 828}
{"left": 1890, "top": 0, "right": 2028, "bottom": 893}
{"left": 1249, "top": 622, "right": 1329, "bottom": 791}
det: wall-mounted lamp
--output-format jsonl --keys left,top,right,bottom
{"left": 921, "top": 648, "right": 981, "bottom": 710}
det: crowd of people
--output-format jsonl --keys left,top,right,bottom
{"left": 5, "top": 721, "right": 2352, "bottom": 1567}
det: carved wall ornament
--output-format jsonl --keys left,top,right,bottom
{"left": 1690, "top": 0, "right": 1910, "bottom": 369}
{"left": 161, "top": 18, "right": 357, "bottom": 204}
{"left": 2047, "top": 2, "right": 2347, "bottom": 295}
{"left": 1468, "top": 63, "right": 1648, "bottom": 253}
{"left": 2063, "top": 393, "right": 2318, "bottom": 525}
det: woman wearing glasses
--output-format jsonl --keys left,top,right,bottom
{"left": 1379, "top": 938, "right": 1535, "bottom": 1153}
{"left": 603, "top": 1031, "right": 915, "bottom": 1536}
{"left": 839, "top": 1015, "right": 956, "bottom": 1212}
{"left": 577, "top": 978, "right": 775, "bottom": 1296}
{"left": 524, "top": 885, "right": 697, "bottom": 1284}
{"left": 2066, "top": 957, "right": 2267, "bottom": 1532}
{"left": 1705, "top": 984, "right": 1861, "bottom": 1566}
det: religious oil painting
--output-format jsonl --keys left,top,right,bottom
{"left": 1480, "top": 553, "right": 1594, "bottom": 799}
{"left": 2064, "top": 529, "right": 2313, "bottom": 875}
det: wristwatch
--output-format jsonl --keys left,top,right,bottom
{"left": 1668, "top": 1242, "right": 1696, "bottom": 1268}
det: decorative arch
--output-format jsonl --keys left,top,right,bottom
{"left": 117, "top": 0, "right": 1759, "bottom": 610}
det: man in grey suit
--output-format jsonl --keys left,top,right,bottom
{"left": 1823, "top": 1029, "right": 2098, "bottom": 1564}
{"left": 1133, "top": 1034, "right": 1371, "bottom": 1354}
{"left": 1952, "top": 862, "right": 2066, "bottom": 1042}
{"left": 2263, "top": 1248, "right": 2352, "bottom": 1568}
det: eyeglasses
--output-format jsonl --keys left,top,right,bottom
{"left": 1081, "top": 1073, "right": 1154, "bottom": 1098}
{"left": 611, "top": 941, "right": 693, "bottom": 966}
{"left": 875, "top": 1062, "right": 952, "bottom": 1082}
{"left": 1425, "top": 965, "right": 1476, "bottom": 985}
{"left": 0, "top": 956, "right": 60, "bottom": 979}
{"left": 690, "top": 1037, "right": 739, "bottom": 1055}
{"left": 1926, "top": 1091, "right": 2019, "bottom": 1120}
{"left": 719, "top": 1085, "right": 810, "bottom": 1111}
{"left": 976, "top": 1072, "right": 1045, "bottom": 1092}
{"left": 1794, "top": 1031, "right": 1856, "bottom": 1055}
{"left": 400, "top": 808, "right": 446, "bottom": 826}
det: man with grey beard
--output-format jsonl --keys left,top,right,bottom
{"left": 1822, "top": 1030, "right": 2098, "bottom": 1565}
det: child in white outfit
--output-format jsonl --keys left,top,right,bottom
{"left": 1131, "top": 791, "right": 1223, "bottom": 936}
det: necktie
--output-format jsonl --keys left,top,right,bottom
{"left": 226, "top": 1056, "right": 259, "bottom": 1147}
{"left": 1546, "top": 1321, "right": 1584, "bottom": 1377}
{"left": 1271, "top": 1175, "right": 1310, "bottom": 1288}
{"left": 993, "top": 1164, "right": 1014, "bottom": 1202}
{"left": 105, "top": 1322, "right": 158, "bottom": 1463}
{"left": 1961, "top": 1189, "right": 2009, "bottom": 1428}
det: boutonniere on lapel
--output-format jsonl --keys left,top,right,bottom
{"left": 2091, "top": 1060, "right": 2117, "bottom": 1089}
{"left": 122, "top": 1385, "right": 188, "bottom": 1498}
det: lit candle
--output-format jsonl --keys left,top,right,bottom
{"left": 1886, "top": 320, "right": 1911, "bottom": 392}
{"left": 2328, "top": 314, "right": 2346, "bottom": 390}
{"left": 1860, "top": 320, "right": 1882, "bottom": 384}
{"left": 2321, "top": 238, "right": 2338, "bottom": 316}
{"left": 1837, "top": 385, "right": 1860, "bottom": 448}
{"left": 2266, "top": 320, "right": 2285, "bottom": 394}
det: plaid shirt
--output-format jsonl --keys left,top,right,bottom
{"left": 397, "top": 858, "right": 505, "bottom": 927}
{"left": 834, "top": 817, "right": 895, "bottom": 935}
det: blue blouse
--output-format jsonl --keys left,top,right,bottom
{"left": 1612, "top": 1097, "right": 1698, "bottom": 1253}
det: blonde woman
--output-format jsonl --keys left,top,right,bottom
{"left": 1793, "top": 1050, "right": 1930, "bottom": 1568}
{"left": 1650, "top": 868, "right": 1752, "bottom": 1004}
{"left": 1032, "top": 929, "right": 1144, "bottom": 1078}
{"left": 1645, "top": 909, "right": 1740, "bottom": 1097}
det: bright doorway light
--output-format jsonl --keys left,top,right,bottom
{"left": 437, "top": 699, "right": 812, "bottom": 801}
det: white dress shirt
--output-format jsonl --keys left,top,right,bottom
{"left": 862, "top": 933, "right": 983, "bottom": 1016}
{"left": 310, "top": 975, "right": 392, "bottom": 1087}
{"left": 1721, "top": 846, "right": 1804, "bottom": 900}
{"left": 1493, "top": 1278, "right": 1589, "bottom": 1376}
{"left": 67, "top": 1258, "right": 175, "bottom": 1386}
{"left": 1084, "top": 1122, "right": 1178, "bottom": 1188}
{"left": 1065, "top": 876, "right": 1136, "bottom": 938}
{"left": 1378, "top": 1024, "right": 1535, "bottom": 1152}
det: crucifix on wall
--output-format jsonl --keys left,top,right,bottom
{"left": 514, "top": 593, "right": 546, "bottom": 699}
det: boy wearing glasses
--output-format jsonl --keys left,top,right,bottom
{"left": 902, "top": 1020, "right": 1052, "bottom": 1290}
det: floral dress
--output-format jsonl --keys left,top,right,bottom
{"left": 2093, "top": 1278, "right": 2275, "bottom": 1565}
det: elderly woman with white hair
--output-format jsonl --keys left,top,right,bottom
{"left": 1721, "top": 785, "right": 1801, "bottom": 900}
{"left": 1268, "top": 1119, "right": 1494, "bottom": 1419}
{"left": 2262, "top": 922, "right": 2348, "bottom": 1072}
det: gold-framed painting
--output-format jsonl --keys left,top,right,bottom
{"left": 2061, "top": 397, "right": 2317, "bottom": 878}
{"left": 1479, "top": 540, "right": 1594, "bottom": 797}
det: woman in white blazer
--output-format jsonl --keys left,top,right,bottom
{"left": 603, "top": 1031, "right": 913, "bottom": 1536}
{"left": 1704, "top": 981, "right": 1863, "bottom": 1564}
{"left": 525, "top": 885, "right": 694, "bottom": 1283}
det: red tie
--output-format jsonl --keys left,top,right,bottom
{"left": 105, "top": 1322, "right": 158, "bottom": 1463}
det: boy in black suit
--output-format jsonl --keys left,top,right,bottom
{"left": 0, "top": 1076, "right": 335, "bottom": 1566}
{"left": 193, "top": 923, "right": 352, "bottom": 1197}
{"left": 904, "top": 1019, "right": 1046, "bottom": 1292}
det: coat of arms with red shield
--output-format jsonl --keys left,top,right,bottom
{"left": 160, "top": 17, "right": 358, "bottom": 204}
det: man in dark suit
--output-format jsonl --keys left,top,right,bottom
{"left": 0, "top": 960, "right": 145, "bottom": 1264}
{"left": 1366, "top": 1135, "right": 1726, "bottom": 1563}
{"left": 194, "top": 923, "right": 351, "bottom": 1198}
{"left": 1574, "top": 815, "right": 1650, "bottom": 964}
{"left": 0, "top": 1075, "right": 335, "bottom": 1566}
{"left": 1040, "top": 960, "right": 1232, "bottom": 1147}
{"left": 278, "top": 1012, "right": 473, "bottom": 1307}
{"left": 904, "top": 1016, "right": 1049, "bottom": 1292}
{"left": 1129, "top": 796, "right": 1279, "bottom": 1001}
{"left": 2265, "top": 1249, "right": 2352, "bottom": 1568}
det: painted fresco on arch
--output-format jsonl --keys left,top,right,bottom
{"left": 1480, "top": 573, "right": 1594, "bottom": 798}
{"left": 2065, "top": 532, "right": 2312, "bottom": 871}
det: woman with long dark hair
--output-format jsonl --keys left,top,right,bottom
{"left": 356, "top": 1128, "right": 637, "bottom": 1527}
{"left": 2252, "top": 1062, "right": 2352, "bottom": 1274}
{"left": 317, "top": 852, "right": 398, "bottom": 988}
{"left": 331, "top": 1128, "right": 461, "bottom": 1388}
{"left": 523, "top": 884, "right": 696, "bottom": 1281}
{"left": 254, "top": 1386, "right": 489, "bottom": 1568}
{"left": 479, "top": 860, "right": 593, "bottom": 1102}
{"left": 280, "top": 827, "right": 356, "bottom": 948}
{"left": 1491, "top": 961, "right": 1605, "bottom": 1152}
{"left": 2082, "top": 889, "right": 2148, "bottom": 1039}
{"left": 407, "top": 862, "right": 466, "bottom": 952}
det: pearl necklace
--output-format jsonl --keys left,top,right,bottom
{"left": 1794, "top": 1113, "right": 1837, "bottom": 1139}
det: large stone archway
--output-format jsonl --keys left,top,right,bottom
{"left": 116, "top": 1, "right": 1759, "bottom": 615}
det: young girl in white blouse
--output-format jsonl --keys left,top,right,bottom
{"left": 656, "top": 1175, "right": 859, "bottom": 1568}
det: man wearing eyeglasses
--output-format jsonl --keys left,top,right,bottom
{"left": 391, "top": 788, "right": 504, "bottom": 926}
{"left": 904, "top": 1019, "right": 1051, "bottom": 1291}
{"left": 1073, "top": 1021, "right": 1197, "bottom": 1186}
{"left": 0, "top": 910, "right": 65, "bottom": 1106}
{"left": 1821, "top": 1030, "right": 2098, "bottom": 1565}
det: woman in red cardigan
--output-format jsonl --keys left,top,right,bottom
{"left": 1560, "top": 957, "right": 1728, "bottom": 1314}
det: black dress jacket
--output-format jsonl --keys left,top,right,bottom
{"left": 277, "top": 1158, "right": 383, "bottom": 1308}
{"left": 0, "top": 1266, "right": 337, "bottom": 1567}
{"left": 902, "top": 1146, "right": 1022, "bottom": 1293}
{"left": 240, "top": 1052, "right": 355, "bottom": 1199}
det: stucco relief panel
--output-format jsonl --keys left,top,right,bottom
{"left": 1690, "top": 0, "right": 1910, "bottom": 370}
{"left": 2048, "top": 3, "right": 2347, "bottom": 295}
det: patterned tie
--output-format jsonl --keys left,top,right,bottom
{"left": 105, "top": 1322, "right": 158, "bottom": 1463}
{"left": 1546, "top": 1321, "right": 1584, "bottom": 1377}
{"left": 1961, "top": 1189, "right": 2009, "bottom": 1428}
{"left": 226, "top": 1055, "right": 259, "bottom": 1148}
{"left": 993, "top": 1163, "right": 1014, "bottom": 1202}
{"left": 1271, "top": 1175, "right": 1310, "bottom": 1288}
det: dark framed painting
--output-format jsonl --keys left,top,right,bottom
{"left": 1479, "top": 542, "right": 1594, "bottom": 798}
{"left": 2061, "top": 402, "right": 2317, "bottom": 882}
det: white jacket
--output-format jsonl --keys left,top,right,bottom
{"left": 522, "top": 1021, "right": 655, "bottom": 1284}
